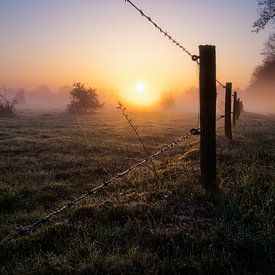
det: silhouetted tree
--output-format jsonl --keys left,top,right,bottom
{"left": 14, "top": 89, "right": 26, "bottom": 105}
{"left": 68, "top": 82, "right": 103, "bottom": 113}
{"left": 35, "top": 85, "right": 51, "bottom": 95}
{"left": 253, "top": 0, "right": 275, "bottom": 32}
{"left": 252, "top": 33, "right": 275, "bottom": 83}
{"left": 246, "top": 41, "right": 275, "bottom": 112}
{"left": 246, "top": 33, "right": 275, "bottom": 112}
{"left": 252, "top": 60, "right": 275, "bottom": 85}
{"left": 160, "top": 92, "right": 175, "bottom": 109}
{"left": 261, "top": 32, "right": 275, "bottom": 61}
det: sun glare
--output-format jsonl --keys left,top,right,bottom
{"left": 121, "top": 81, "right": 160, "bottom": 108}
{"left": 135, "top": 82, "right": 145, "bottom": 94}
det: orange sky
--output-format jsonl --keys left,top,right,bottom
{"left": 0, "top": 0, "right": 273, "bottom": 107}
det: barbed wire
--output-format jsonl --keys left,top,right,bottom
{"left": 117, "top": 101, "right": 161, "bottom": 180}
{"left": 124, "top": 1, "right": 228, "bottom": 92}
{"left": 216, "top": 79, "right": 226, "bottom": 89}
{"left": 216, "top": 115, "right": 225, "bottom": 122}
{"left": 0, "top": 130, "right": 199, "bottom": 247}
{"left": 124, "top": 0, "right": 199, "bottom": 63}
{"left": 0, "top": 0, "right": 244, "bottom": 250}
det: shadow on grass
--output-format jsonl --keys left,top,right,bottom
{"left": 0, "top": 188, "right": 273, "bottom": 274}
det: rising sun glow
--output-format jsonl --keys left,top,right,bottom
{"left": 121, "top": 82, "right": 160, "bottom": 108}
{"left": 135, "top": 82, "right": 145, "bottom": 94}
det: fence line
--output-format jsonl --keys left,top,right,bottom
{"left": 0, "top": 0, "right": 245, "bottom": 248}
{"left": 0, "top": 130, "right": 199, "bottom": 247}
{"left": 126, "top": 0, "right": 244, "bottom": 125}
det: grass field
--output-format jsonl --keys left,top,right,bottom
{"left": 0, "top": 109, "right": 274, "bottom": 274}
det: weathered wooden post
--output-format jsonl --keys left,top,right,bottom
{"left": 233, "top": 92, "right": 237, "bottom": 127}
{"left": 199, "top": 45, "right": 217, "bottom": 191}
{"left": 225, "top": 82, "right": 233, "bottom": 141}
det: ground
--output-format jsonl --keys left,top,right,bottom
{"left": 0, "top": 110, "right": 274, "bottom": 274}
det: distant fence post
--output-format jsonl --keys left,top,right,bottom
{"left": 225, "top": 82, "right": 233, "bottom": 141}
{"left": 233, "top": 92, "right": 237, "bottom": 127}
{"left": 199, "top": 45, "right": 217, "bottom": 192}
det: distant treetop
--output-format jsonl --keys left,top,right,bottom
{"left": 253, "top": 0, "right": 275, "bottom": 32}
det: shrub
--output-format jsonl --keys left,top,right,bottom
{"left": 67, "top": 82, "right": 104, "bottom": 113}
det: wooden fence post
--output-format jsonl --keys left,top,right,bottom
{"left": 199, "top": 45, "right": 217, "bottom": 191}
{"left": 233, "top": 92, "right": 237, "bottom": 127}
{"left": 225, "top": 82, "right": 233, "bottom": 141}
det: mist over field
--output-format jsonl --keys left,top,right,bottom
{"left": 242, "top": 82, "right": 275, "bottom": 114}
{"left": 2, "top": 82, "right": 274, "bottom": 116}
{"left": 1, "top": 85, "right": 199, "bottom": 113}
{"left": 1, "top": 1, "right": 275, "bottom": 273}
{"left": 1, "top": 85, "right": 116, "bottom": 111}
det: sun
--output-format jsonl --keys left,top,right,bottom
{"left": 120, "top": 81, "right": 160, "bottom": 108}
{"left": 135, "top": 82, "right": 145, "bottom": 94}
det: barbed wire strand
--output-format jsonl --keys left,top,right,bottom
{"left": 124, "top": 0, "right": 199, "bottom": 63}
{"left": 0, "top": 131, "right": 198, "bottom": 247}
{"left": 216, "top": 115, "right": 225, "bottom": 122}
{"left": 124, "top": 1, "right": 226, "bottom": 91}
{"left": 117, "top": 101, "right": 161, "bottom": 181}
{"left": 216, "top": 79, "right": 226, "bottom": 89}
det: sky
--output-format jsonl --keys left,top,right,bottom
{"left": 0, "top": 0, "right": 273, "bottom": 106}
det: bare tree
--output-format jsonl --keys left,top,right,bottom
{"left": 251, "top": 33, "right": 275, "bottom": 85}
{"left": 252, "top": 33, "right": 275, "bottom": 82}
{"left": 253, "top": 0, "right": 275, "bottom": 32}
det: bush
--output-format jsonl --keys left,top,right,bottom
{"left": 67, "top": 83, "right": 104, "bottom": 113}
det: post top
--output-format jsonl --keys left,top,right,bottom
{"left": 199, "top": 45, "right": 215, "bottom": 48}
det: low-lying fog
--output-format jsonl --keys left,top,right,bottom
{"left": 1, "top": 84, "right": 274, "bottom": 115}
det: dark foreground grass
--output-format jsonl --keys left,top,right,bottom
{"left": 0, "top": 110, "right": 274, "bottom": 274}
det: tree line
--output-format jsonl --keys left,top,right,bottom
{"left": 251, "top": 0, "right": 275, "bottom": 88}
{"left": 1, "top": 1, "right": 274, "bottom": 116}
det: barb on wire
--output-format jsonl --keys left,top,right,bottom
{"left": 124, "top": 1, "right": 228, "bottom": 91}
{"left": 216, "top": 79, "right": 226, "bottom": 89}
{"left": 0, "top": 131, "right": 198, "bottom": 247}
{"left": 216, "top": 115, "right": 225, "bottom": 122}
{"left": 124, "top": 0, "right": 199, "bottom": 63}
{"left": 190, "top": 128, "right": 200, "bottom": 135}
